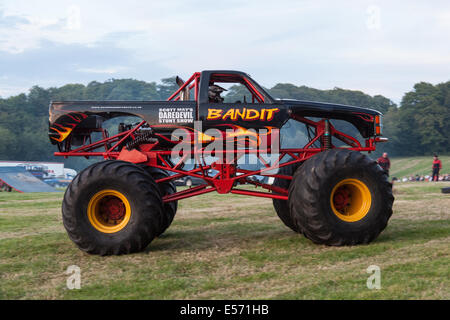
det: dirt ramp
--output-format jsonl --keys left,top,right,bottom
{"left": 0, "top": 167, "right": 59, "bottom": 192}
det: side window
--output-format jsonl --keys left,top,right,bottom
{"left": 207, "top": 74, "right": 266, "bottom": 104}
{"left": 208, "top": 84, "right": 228, "bottom": 103}
{"left": 223, "top": 84, "right": 255, "bottom": 104}
{"left": 208, "top": 83, "right": 258, "bottom": 104}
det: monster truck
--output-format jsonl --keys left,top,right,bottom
{"left": 49, "top": 70, "right": 394, "bottom": 255}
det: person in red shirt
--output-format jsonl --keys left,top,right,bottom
{"left": 432, "top": 155, "right": 442, "bottom": 181}
{"left": 377, "top": 152, "right": 391, "bottom": 176}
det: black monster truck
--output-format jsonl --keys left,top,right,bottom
{"left": 49, "top": 70, "right": 394, "bottom": 255}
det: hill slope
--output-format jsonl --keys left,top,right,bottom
{"left": 389, "top": 156, "right": 449, "bottom": 178}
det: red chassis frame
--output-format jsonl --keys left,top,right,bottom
{"left": 54, "top": 72, "right": 380, "bottom": 203}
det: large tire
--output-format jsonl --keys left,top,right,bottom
{"left": 138, "top": 165, "right": 177, "bottom": 236}
{"left": 272, "top": 164, "right": 301, "bottom": 232}
{"left": 62, "top": 160, "right": 163, "bottom": 255}
{"left": 289, "top": 149, "right": 394, "bottom": 246}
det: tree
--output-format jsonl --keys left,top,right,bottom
{"left": 157, "top": 77, "right": 178, "bottom": 100}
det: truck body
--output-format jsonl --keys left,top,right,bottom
{"left": 48, "top": 70, "right": 393, "bottom": 255}
{"left": 49, "top": 71, "right": 381, "bottom": 146}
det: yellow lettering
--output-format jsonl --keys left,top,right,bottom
{"left": 246, "top": 109, "right": 259, "bottom": 120}
{"left": 235, "top": 108, "right": 246, "bottom": 120}
{"left": 260, "top": 109, "right": 266, "bottom": 120}
{"left": 222, "top": 109, "right": 234, "bottom": 120}
{"left": 207, "top": 107, "right": 280, "bottom": 121}
{"left": 265, "top": 108, "right": 280, "bottom": 121}
{"left": 207, "top": 109, "right": 223, "bottom": 120}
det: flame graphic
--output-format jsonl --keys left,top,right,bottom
{"left": 50, "top": 112, "right": 87, "bottom": 142}
{"left": 157, "top": 124, "right": 274, "bottom": 147}
{"left": 352, "top": 112, "right": 374, "bottom": 122}
{"left": 50, "top": 124, "right": 73, "bottom": 142}
{"left": 221, "top": 125, "right": 260, "bottom": 147}
{"left": 217, "top": 125, "right": 274, "bottom": 148}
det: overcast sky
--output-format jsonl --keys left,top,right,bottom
{"left": 0, "top": 0, "right": 449, "bottom": 103}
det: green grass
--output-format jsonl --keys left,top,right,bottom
{"left": 389, "top": 156, "right": 450, "bottom": 178}
{"left": 0, "top": 182, "right": 449, "bottom": 299}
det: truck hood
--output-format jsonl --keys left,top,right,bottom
{"left": 277, "top": 99, "right": 382, "bottom": 138}
{"left": 278, "top": 99, "right": 381, "bottom": 116}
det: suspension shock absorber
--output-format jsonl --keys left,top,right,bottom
{"left": 322, "top": 119, "right": 331, "bottom": 150}
{"left": 126, "top": 129, "right": 157, "bottom": 150}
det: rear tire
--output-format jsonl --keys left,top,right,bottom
{"left": 272, "top": 164, "right": 301, "bottom": 232}
{"left": 138, "top": 165, "right": 177, "bottom": 236}
{"left": 62, "top": 160, "right": 163, "bottom": 255}
{"left": 289, "top": 149, "right": 394, "bottom": 246}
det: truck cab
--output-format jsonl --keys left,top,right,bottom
{"left": 48, "top": 70, "right": 382, "bottom": 149}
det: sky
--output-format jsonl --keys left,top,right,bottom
{"left": 0, "top": 0, "right": 449, "bottom": 103}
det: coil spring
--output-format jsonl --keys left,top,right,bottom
{"left": 322, "top": 119, "right": 331, "bottom": 149}
{"left": 126, "top": 130, "right": 157, "bottom": 150}
{"left": 322, "top": 134, "right": 331, "bottom": 149}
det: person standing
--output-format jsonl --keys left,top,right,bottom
{"left": 432, "top": 154, "right": 442, "bottom": 181}
{"left": 377, "top": 152, "right": 391, "bottom": 176}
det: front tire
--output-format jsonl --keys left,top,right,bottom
{"left": 62, "top": 160, "right": 163, "bottom": 255}
{"left": 289, "top": 149, "right": 394, "bottom": 246}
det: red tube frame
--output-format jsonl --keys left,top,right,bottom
{"left": 54, "top": 72, "right": 378, "bottom": 203}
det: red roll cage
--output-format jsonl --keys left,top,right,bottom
{"left": 54, "top": 72, "right": 379, "bottom": 202}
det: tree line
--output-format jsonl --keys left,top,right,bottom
{"left": 0, "top": 77, "right": 448, "bottom": 170}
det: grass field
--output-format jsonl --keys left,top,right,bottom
{"left": 389, "top": 156, "right": 450, "bottom": 178}
{"left": 0, "top": 182, "right": 449, "bottom": 300}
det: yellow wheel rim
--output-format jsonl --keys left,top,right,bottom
{"left": 87, "top": 189, "right": 131, "bottom": 233}
{"left": 330, "top": 178, "right": 371, "bottom": 222}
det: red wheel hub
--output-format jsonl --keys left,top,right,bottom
{"left": 333, "top": 187, "right": 350, "bottom": 211}
{"left": 99, "top": 196, "right": 126, "bottom": 220}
